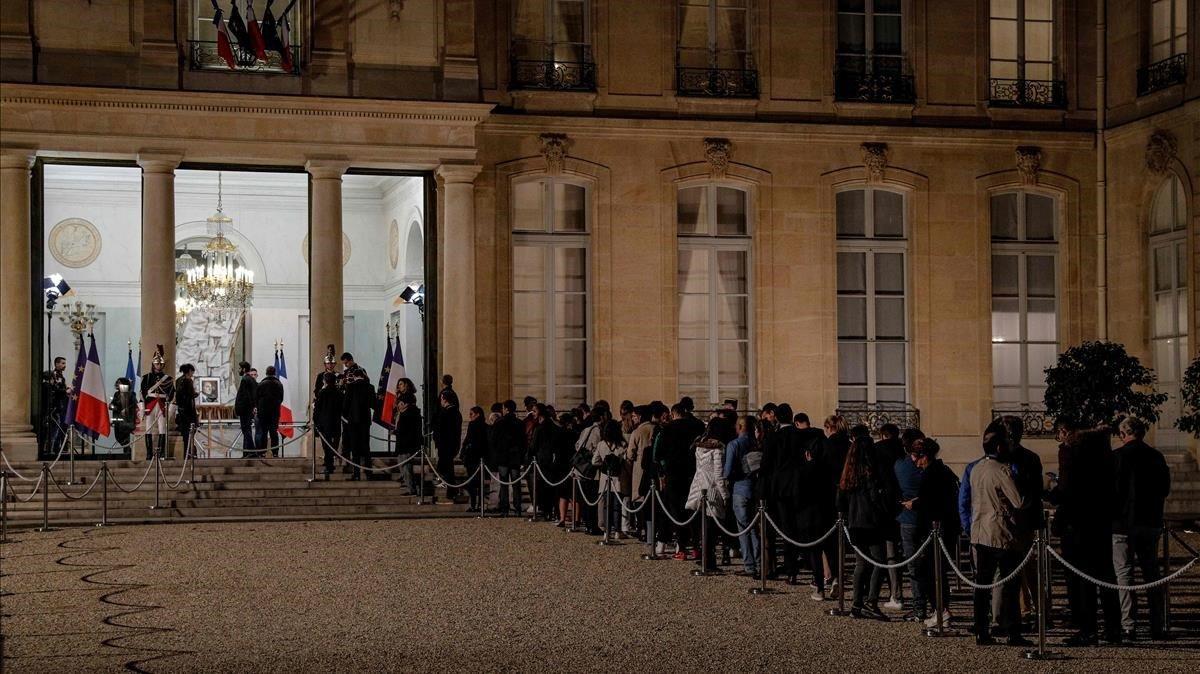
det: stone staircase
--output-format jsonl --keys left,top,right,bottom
{"left": 1, "top": 457, "right": 474, "bottom": 527}
{"left": 1166, "top": 450, "right": 1200, "bottom": 520}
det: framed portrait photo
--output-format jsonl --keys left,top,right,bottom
{"left": 197, "top": 376, "right": 222, "bottom": 406}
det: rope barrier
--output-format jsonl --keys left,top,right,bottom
{"left": 652, "top": 489, "right": 699, "bottom": 527}
{"left": 762, "top": 513, "right": 840, "bottom": 548}
{"left": 422, "top": 460, "right": 482, "bottom": 490}
{"left": 1048, "top": 546, "right": 1198, "bottom": 592}
{"left": 483, "top": 464, "right": 534, "bottom": 487}
{"left": 107, "top": 459, "right": 156, "bottom": 493}
{"left": 316, "top": 429, "right": 422, "bottom": 472}
{"left": 157, "top": 454, "right": 193, "bottom": 489}
{"left": 533, "top": 463, "right": 575, "bottom": 488}
{"left": 47, "top": 469, "right": 104, "bottom": 501}
{"left": 612, "top": 491, "right": 651, "bottom": 515}
{"left": 707, "top": 507, "right": 760, "bottom": 538}
{"left": 936, "top": 535, "right": 1036, "bottom": 590}
{"left": 197, "top": 424, "right": 312, "bottom": 454}
{"left": 5, "top": 471, "right": 45, "bottom": 503}
{"left": 2, "top": 432, "right": 70, "bottom": 481}
{"left": 576, "top": 482, "right": 609, "bottom": 507}
{"left": 843, "top": 525, "right": 935, "bottom": 570}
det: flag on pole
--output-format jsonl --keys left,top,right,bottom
{"left": 380, "top": 339, "right": 407, "bottom": 428}
{"left": 125, "top": 345, "right": 136, "bottom": 386}
{"left": 62, "top": 337, "right": 87, "bottom": 431}
{"left": 277, "top": 1, "right": 295, "bottom": 72}
{"left": 74, "top": 334, "right": 112, "bottom": 440}
{"left": 246, "top": 0, "right": 268, "bottom": 61}
{"left": 227, "top": 0, "right": 256, "bottom": 57}
{"left": 210, "top": 0, "right": 238, "bottom": 69}
{"left": 373, "top": 333, "right": 394, "bottom": 427}
{"left": 260, "top": 0, "right": 281, "bottom": 52}
{"left": 276, "top": 346, "right": 295, "bottom": 438}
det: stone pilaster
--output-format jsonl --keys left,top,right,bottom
{"left": 137, "top": 153, "right": 182, "bottom": 373}
{"left": 0, "top": 148, "right": 35, "bottom": 456}
{"left": 436, "top": 164, "right": 482, "bottom": 410}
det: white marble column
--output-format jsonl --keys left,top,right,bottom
{"left": 305, "top": 160, "right": 348, "bottom": 392}
{"left": 436, "top": 164, "right": 482, "bottom": 409}
{"left": 137, "top": 153, "right": 182, "bottom": 372}
{"left": 0, "top": 148, "right": 34, "bottom": 455}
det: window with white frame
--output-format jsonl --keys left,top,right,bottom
{"left": 677, "top": 0, "right": 753, "bottom": 70}
{"left": 990, "top": 191, "right": 1058, "bottom": 408}
{"left": 1149, "top": 0, "right": 1188, "bottom": 63}
{"left": 677, "top": 184, "right": 752, "bottom": 408}
{"left": 512, "top": 0, "right": 590, "bottom": 62}
{"left": 836, "top": 0, "right": 904, "bottom": 74}
{"left": 512, "top": 177, "right": 589, "bottom": 407}
{"left": 1149, "top": 175, "right": 1189, "bottom": 431}
{"left": 989, "top": 0, "right": 1056, "bottom": 82}
{"left": 836, "top": 187, "right": 908, "bottom": 404}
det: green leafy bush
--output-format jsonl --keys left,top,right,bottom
{"left": 1043, "top": 341, "right": 1166, "bottom": 430}
{"left": 1175, "top": 356, "right": 1200, "bottom": 437}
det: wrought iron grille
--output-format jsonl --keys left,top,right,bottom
{"left": 675, "top": 65, "right": 759, "bottom": 98}
{"left": 188, "top": 40, "right": 300, "bottom": 75}
{"left": 988, "top": 78, "right": 1066, "bottom": 109}
{"left": 835, "top": 402, "right": 921, "bottom": 432}
{"left": 509, "top": 44, "right": 596, "bottom": 92}
{"left": 1137, "top": 53, "right": 1188, "bottom": 96}
{"left": 991, "top": 408, "right": 1057, "bottom": 438}
{"left": 834, "top": 56, "right": 915, "bottom": 104}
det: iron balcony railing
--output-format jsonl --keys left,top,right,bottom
{"left": 834, "top": 56, "right": 915, "bottom": 104}
{"left": 988, "top": 78, "right": 1067, "bottom": 109}
{"left": 675, "top": 62, "right": 759, "bottom": 98}
{"left": 509, "top": 42, "right": 596, "bottom": 92}
{"left": 188, "top": 40, "right": 300, "bottom": 75}
{"left": 992, "top": 407, "right": 1057, "bottom": 438}
{"left": 1137, "top": 53, "right": 1188, "bottom": 96}
{"left": 835, "top": 402, "right": 921, "bottom": 432}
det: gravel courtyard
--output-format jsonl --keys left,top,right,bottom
{"left": 2, "top": 518, "right": 1198, "bottom": 673}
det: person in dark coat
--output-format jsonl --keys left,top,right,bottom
{"left": 393, "top": 393, "right": 422, "bottom": 494}
{"left": 234, "top": 361, "right": 258, "bottom": 452}
{"left": 837, "top": 434, "right": 899, "bottom": 621}
{"left": 313, "top": 354, "right": 342, "bottom": 479}
{"left": 489, "top": 400, "right": 526, "bottom": 515}
{"left": 909, "top": 437, "right": 960, "bottom": 627}
{"left": 779, "top": 412, "right": 835, "bottom": 595}
{"left": 527, "top": 404, "right": 557, "bottom": 519}
{"left": 254, "top": 365, "right": 284, "bottom": 457}
{"left": 822, "top": 414, "right": 851, "bottom": 591}
{"left": 553, "top": 411, "right": 580, "bottom": 526}
{"left": 339, "top": 353, "right": 374, "bottom": 480}
{"left": 1111, "top": 416, "right": 1171, "bottom": 640}
{"left": 433, "top": 390, "right": 463, "bottom": 499}
{"left": 109, "top": 377, "right": 138, "bottom": 450}
{"left": 461, "top": 406, "right": 488, "bottom": 510}
{"left": 657, "top": 403, "right": 705, "bottom": 557}
{"left": 998, "top": 415, "right": 1044, "bottom": 625}
{"left": 174, "top": 364, "right": 199, "bottom": 457}
{"left": 874, "top": 423, "right": 907, "bottom": 608}
{"left": 1048, "top": 427, "right": 1122, "bottom": 646}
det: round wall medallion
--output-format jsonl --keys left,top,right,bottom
{"left": 302, "top": 233, "right": 352, "bottom": 267}
{"left": 48, "top": 218, "right": 102, "bottom": 268}
{"left": 388, "top": 219, "right": 400, "bottom": 270}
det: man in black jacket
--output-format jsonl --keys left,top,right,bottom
{"left": 254, "top": 365, "right": 284, "bottom": 457}
{"left": 658, "top": 403, "right": 705, "bottom": 557}
{"left": 433, "top": 390, "right": 463, "bottom": 500}
{"left": 313, "top": 353, "right": 342, "bottom": 479}
{"left": 340, "top": 353, "right": 375, "bottom": 480}
{"left": 490, "top": 400, "right": 526, "bottom": 515}
{"left": 234, "top": 361, "right": 257, "bottom": 453}
{"left": 174, "top": 364, "right": 199, "bottom": 458}
{"left": 873, "top": 423, "right": 906, "bottom": 609}
{"left": 1111, "top": 417, "right": 1171, "bottom": 640}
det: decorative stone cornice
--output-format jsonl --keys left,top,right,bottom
{"left": 539, "top": 133, "right": 568, "bottom": 175}
{"left": 860, "top": 142, "right": 888, "bottom": 183}
{"left": 1145, "top": 130, "right": 1178, "bottom": 175}
{"left": 436, "top": 164, "right": 483, "bottom": 184}
{"left": 1015, "top": 146, "right": 1042, "bottom": 186}
{"left": 703, "top": 138, "right": 731, "bottom": 178}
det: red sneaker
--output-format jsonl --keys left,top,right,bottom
{"left": 686, "top": 549, "right": 700, "bottom": 561}
{"left": 672, "top": 551, "right": 687, "bottom": 561}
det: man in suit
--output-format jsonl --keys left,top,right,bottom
{"left": 254, "top": 365, "right": 284, "bottom": 457}
{"left": 234, "top": 361, "right": 257, "bottom": 453}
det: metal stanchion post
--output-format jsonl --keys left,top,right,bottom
{"left": 68, "top": 428, "right": 78, "bottom": 485}
{"left": 828, "top": 514, "right": 849, "bottom": 616}
{"left": 308, "top": 432, "right": 318, "bottom": 483}
{"left": 527, "top": 461, "right": 539, "bottom": 522}
{"left": 416, "top": 451, "right": 425, "bottom": 505}
{"left": 751, "top": 499, "right": 777, "bottom": 595}
{"left": 1, "top": 471, "right": 8, "bottom": 543}
{"left": 149, "top": 455, "right": 161, "bottom": 510}
{"left": 598, "top": 486, "right": 618, "bottom": 546}
{"left": 692, "top": 490, "right": 714, "bottom": 576}
{"left": 36, "top": 463, "right": 52, "bottom": 532}
{"left": 1023, "top": 520, "right": 1064, "bottom": 660}
{"left": 187, "top": 425, "right": 196, "bottom": 485}
{"left": 97, "top": 462, "right": 108, "bottom": 528}
{"left": 925, "top": 523, "right": 956, "bottom": 636}
{"left": 1162, "top": 523, "right": 1171, "bottom": 634}
{"left": 570, "top": 474, "right": 580, "bottom": 533}
{"left": 642, "top": 484, "right": 662, "bottom": 560}
{"left": 476, "top": 465, "right": 486, "bottom": 518}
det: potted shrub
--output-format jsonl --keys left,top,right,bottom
{"left": 1043, "top": 340, "right": 1167, "bottom": 430}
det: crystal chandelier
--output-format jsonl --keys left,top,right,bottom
{"left": 184, "top": 173, "right": 254, "bottom": 310}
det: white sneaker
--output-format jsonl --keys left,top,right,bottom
{"left": 884, "top": 599, "right": 903, "bottom": 611}
{"left": 654, "top": 542, "right": 666, "bottom": 555}
{"left": 924, "top": 610, "right": 951, "bottom": 628}
{"left": 810, "top": 590, "right": 827, "bottom": 602}
{"left": 525, "top": 504, "right": 534, "bottom": 514}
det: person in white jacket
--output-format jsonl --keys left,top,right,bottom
{"left": 687, "top": 435, "right": 730, "bottom": 571}
{"left": 592, "top": 418, "right": 628, "bottom": 539}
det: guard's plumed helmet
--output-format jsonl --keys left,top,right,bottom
{"left": 151, "top": 344, "right": 165, "bottom": 366}
{"left": 323, "top": 344, "right": 337, "bottom": 365}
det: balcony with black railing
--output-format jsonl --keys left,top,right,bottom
{"left": 675, "top": 59, "right": 759, "bottom": 98}
{"left": 988, "top": 78, "right": 1066, "bottom": 109}
{"left": 1138, "top": 53, "right": 1188, "bottom": 96}
{"left": 188, "top": 40, "right": 300, "bottom": 75}
{"left": 991, "top": 407, "right": 1057, "bottom": 438}
{"left": 509, "top": 42, "right": 596, "bottom": 92}
{"left": 834, "top": 56, "right": 915, "bottom": 104}
{"left": 835, "top": 402, "right": 921, "bottom": 432}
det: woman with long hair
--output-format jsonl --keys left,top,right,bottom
{"left": 822, "top": 414, "right": 851, "bottom": 594}
{"left": 591, "top": 413, "right": 628, "bottom": 540}
{"left": 837, "top": 434, "right": 898, "bottom": 620}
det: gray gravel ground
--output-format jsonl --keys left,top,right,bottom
{"left": 2, "top": 518, "right": 1198, "bottom": 673}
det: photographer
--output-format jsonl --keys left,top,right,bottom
{"left": 109, "top": 377, "right": 137, "bottom": 449}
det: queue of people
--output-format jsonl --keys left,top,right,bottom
{"left": 444, "top": 396, "right": 1175, "bottom": 647}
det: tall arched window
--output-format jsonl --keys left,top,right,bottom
{"left": 512, "top": 176, "right": 590, "bottom": 407}
{"left": 836, "top": 187, "right": 908, "bottom": 404}
{"left": 677, "top": 183, "right": 752, "bottom": 408}
{"left": 990, "top": 190, "right": 1058, "bottom": 408}
{"left": 1149, "top": 175, "right": 1188, "bottom": 432}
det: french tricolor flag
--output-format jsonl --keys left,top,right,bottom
{"left": 275, "top": 347, "right": 294, "bottom": 438}
{"left": 74, "top": 334, "right": 111, "bottom": 440}
{"left": 379, "top": 339, "right": 407, "bottom": 428}
{"left": 211, "top": 0, "right": 238, "bottom": 69}
{"left": 246, "top": 0, "right": 268, "bottom": 61}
